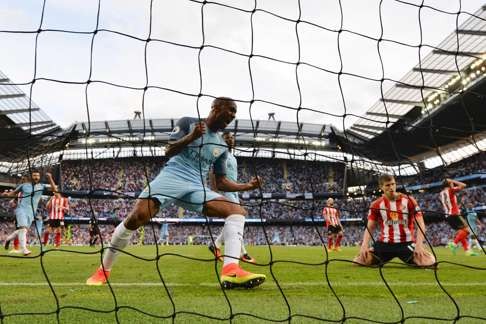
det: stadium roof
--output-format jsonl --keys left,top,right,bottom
{"left": 335, "top": 5, "right": 486, "bottom": 164}
{"left": 348, "top": 5, "right": 486, "bottom": 142}
{"left": 69, "top": 118, "right": 333, "bottom": 152}
{"left": 0, "top": 69, "right": 69, "bottom": 162}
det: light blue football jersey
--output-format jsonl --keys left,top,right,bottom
{"left": 223, "top": 151, "right": 239, "bottom": 203}
{"left": 165, "top": 117, "right": 228, "bottom": 180}
{"left": 15, "top": 182, "right": 47, "bottom": 217}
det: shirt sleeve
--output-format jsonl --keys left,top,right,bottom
{"left": 213, "top": 150, "right": 228, "bottom": 176}
{"left": 169, "top": 117, "right": 192, "bottom": 142}
{"left": 409, "top": 196, "right": 423, "bottom": 218}
{"left": 451, "top": 187, "right": 461, "bottom": 194}
{"left": 367, "top": 201, "right": 380, "bottom": 221}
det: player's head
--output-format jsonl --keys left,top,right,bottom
{"left": 30, "top": 169, "right": 41, "bottom": 183}
{"left": 378, "top": 174, "right": 396, "bottom": 199}
{"left": 222, "top": 131, "right": 235, "bottom": 149}
{"left": 207, "top": 97, "right": 237, "bottom": 131}
{"left": 442, "top": 179, "right": 451, "bottom": 188}
{"left": 326, "top": 198, "right": 334, "bottom": 207}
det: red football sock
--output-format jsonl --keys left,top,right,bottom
{"left": 13, "top": 237, "right": 19, "bottom": 250}
{"left": 43, "top": 232, "right": 50, "bottom": 245}
{"left": 328, "top": 236, "right": 333, "bottom": 249}
{"left": 454, "top": 229, "right": 469, "bottom": 250}
{"left": 336, "top": 234, "right": 343, "bottom": 248}
{"left": 55, "top": 233, "right": 61, "bottom": 247}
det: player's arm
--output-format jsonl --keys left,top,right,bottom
{"left": 213, "top": 150, "right": 261, "bottom": 192}
{"left": 322, "top": 209, "right": 329, "bottom": 227}
{"left": 359, "top": 219, "right": 375, "bottom": 254}
{"left": 215, "top": 174, "right": 261, "bottom": 192}
{"left": 446, "top": 178, "right": 466, "bottom": 191}
{"left": 1, "top": 187, "right": 21, "bottom": 198}
{"left": 64, "top": 198, "right": 70, "bottom": 212}
{"left": 45, "top": 172, "right": 58, "bottom": 193}
{"left": 46, "top": 196, "right": 54, "bottom": 210}
{"left": 410, "top": 197, "right": 428, "bottom": 253}
{"left": 165, "top": 118, "right": 204, "bottom": 158}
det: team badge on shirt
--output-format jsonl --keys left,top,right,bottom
{"left": 213, "top": 147, "right": 221, "bottom": 157}
{"left": 171, "top": 126, "right": 180, "bottom": 135}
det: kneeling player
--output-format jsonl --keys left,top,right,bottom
{"left": 354, "top": 174, "right": 435, "bottom": 267}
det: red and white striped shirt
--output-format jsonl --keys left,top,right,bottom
{"left": 48, "top": 196, "right": 69, "bottom": 220}
{"left": 322, "top": 207, "right": 340, "bottom": 227}
{"left": 439, "top": 187, "right": 461, "bottom": 217}
{"left": 368, "top": 194, "right": 422, "bottom": 243}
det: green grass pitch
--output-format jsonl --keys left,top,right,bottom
{"left": 0, "top": 245, "right": 485, "bottom": 323}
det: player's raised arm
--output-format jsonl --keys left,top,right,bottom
{"left": 165, "top": 118, "right": 205, "bottom": 158}
{"left": 447, "top": 178, "right": 466, "bottom": 191}
{"left": 45, "top": 172, "right": 58, "bottom": 193}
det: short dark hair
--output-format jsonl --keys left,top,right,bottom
{"left": 30, "top": 169, "right": 41, "bottom": 175}
{"left": 442, "top": 179, "right": 450, "bottom": 188}
{"left": 222, "top": 131, "right": 232, "bottom": 136}
{"left": 212, "top": 97, "right": 235, "bottom": 109}
{"left": 378, "top": 174, "right": 395, "bottom": 186}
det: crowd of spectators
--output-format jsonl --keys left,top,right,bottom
{"left": 61, "top": 157, "right": 343, "bottom": 195}
{"left": 400, "top": 152, "right": 486, "bottom": 187}
{"left": 1, "top": 152, "right": 485, "bottom": 248}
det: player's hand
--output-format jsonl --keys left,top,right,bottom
{"left": 248, "top": 176, "right": 263, "bottom": 190}
{"left": 46, "top": 172, "right": 53, "bottom": 179}
{"left": 413, "top": 242, "right": 428, "bottom": 259}
{"left": 189, "top": 122, "right": 206, "bottom": 141}
{"left": 353, "top": 246, "right": 372, "bottom": 265}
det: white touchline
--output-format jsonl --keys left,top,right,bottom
{"left": 0, "top": 282, "right": 484, "bottom": 287}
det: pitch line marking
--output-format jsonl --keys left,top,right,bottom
{"left": 0, "top": 282, "right": 484, "bottom": 287}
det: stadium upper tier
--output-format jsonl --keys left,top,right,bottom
{"left": 70, "top": 118, "right": 333, "bottom": 152}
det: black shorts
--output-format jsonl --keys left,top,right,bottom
{"left": 370, "top": 242, "right": 416, "bottom": 265}
{"left": 48, "top": 219, "right": 64, "bottom": 228}
{"left": 446, "top": 216, "right": 466, "bottom": 230}
{"left": 328, "top": 225, "right": 342, "bottom": 234}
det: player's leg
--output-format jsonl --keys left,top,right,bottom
{"left": 4, "top": 229, "right": 20, "bottom": 250}
{"left": 327, "top": 231, "right": 334, "bottom": 250}
{"left": 43, "top": 225, "right": 51, "bottom": 246}
{"left": 353, "top": 242, "right": 384, "bottom": 266}
{"left": 399, "top": 242, "right": 436, "bottom": 267}
{"left": 87, "top": 198, "right": 160, "bottom": 285}
{"left": 14, "top": 210, "right": 32, "bottom": 255}
{"left": 204, "top": 198, "right": 265, "bottom": 289}
{"left": 240, "top": 240, "right": 256, "bottom": 263}
{"left": 54, "top": 225, "right": 62, "bottom": 248}
{"left": 335, "top": 230, "right": 343, "bottom": 251}
{"left": 208, "top": 230, "right": 223, "bottom": 262}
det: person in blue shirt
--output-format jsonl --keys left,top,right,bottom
{"left": 209, "top": 131, "right": 256, "bottom": 263}
{"left": 2, "top": 170, "right": 57, "bottom": 255}
{"left": 465, "top": 203, "right": 483, "bottom": 250}
{"left": 87, "top": 97, "right": 266, "bottom": 289}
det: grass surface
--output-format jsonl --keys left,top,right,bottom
{"left": 0, "top": 245, "right": 485, "bottom": 323}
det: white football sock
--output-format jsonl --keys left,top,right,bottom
{"left": 6, "top": 229, "right": 20, "bottom": 242}
{"left": 222, "top": 214, "right": 245, "bottom": 266}
{"left": 214, "top": 231, "right": 224, "bottom": 249}
{"left": 18, "top": 228, "right": 27, "bottom": 250}
{"left": 102, "top": 222, "right": 133, "bottom": 271}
